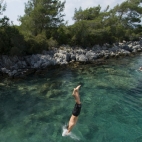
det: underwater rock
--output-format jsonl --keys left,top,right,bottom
{"left": 35, "top": 69, "right": 47, "bottom": 75}
{"left": 13, "top": 72, "right": 26, "bottom": 79}
{"left": 23, "top": 69, "right": 36, "bottom": 76}
{"left": 46, "top": 89, "right": 66, "bottom": 98}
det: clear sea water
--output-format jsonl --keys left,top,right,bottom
{"left": 1, "top": 54, "right": 142, "bottom": 142}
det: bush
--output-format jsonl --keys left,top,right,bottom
{"left": 25, "top": 36, "right": 39, "bottom": 54}
{"left": 47, "top": 37, "right": 58, "bottom": 49}
{"left": 24, "top": 33, "right": 50, "bottom": 54}
{"left": 10, "top": 46, "right": 22, "bottom": 56}
{"left": 0, "top": 25, "right": 26, "bottom": 55}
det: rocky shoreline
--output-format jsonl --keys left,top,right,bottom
{"left": 0, "top": 38, "right": 142, "bottom": 78}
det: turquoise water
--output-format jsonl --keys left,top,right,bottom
{"left": 1, "top": 55, "right": 142, "bottom": 142}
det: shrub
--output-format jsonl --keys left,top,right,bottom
{"left": 47, "top": 37, "right": 58, "bottom": 49}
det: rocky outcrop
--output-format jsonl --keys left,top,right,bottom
{"left": 0, "top": 38, "right": 142, "bottom": 78}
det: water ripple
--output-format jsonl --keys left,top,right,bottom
{"left": 1, "top": 56, "right": 142, "bottom": 141}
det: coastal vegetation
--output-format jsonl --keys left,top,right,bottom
{"left": 0, "top": 0, "right": 142, "bottom": 55}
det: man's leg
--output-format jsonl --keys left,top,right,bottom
{"left": 72, "top": 85, "right": 81, "bottom": 104}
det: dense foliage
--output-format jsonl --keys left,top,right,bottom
{"left": 0, "top": 0, "right": 142, "bottom": 55}
{"left": 69, "top": 0, "right": 142, "bottom": 46}
{"left": 0, "top": 0, "right": 26, "bottom": 55}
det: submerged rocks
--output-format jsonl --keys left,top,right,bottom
{"left": 0, "top": 38, "right": 142, "bottom": 78}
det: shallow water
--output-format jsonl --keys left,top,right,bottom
{"left": 1, "top": 55, "right": 142, "bottom": 142}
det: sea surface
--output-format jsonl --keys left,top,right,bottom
{"left": 1, "top": 54, "right": 142, "bottom": 142}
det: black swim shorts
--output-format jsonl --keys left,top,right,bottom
{"left": 72, "top": 103, "right": 82, "bottom": 117}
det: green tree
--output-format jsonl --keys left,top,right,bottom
{"left": 68, "top": 0, "right": 142, "bottom": 46}
{"left": 0, "top": 1, "right": 26, "bottom": 55}
{"left": 73, "top": 6, "right": 101, "bottom": 22}
{"left": 0, "top": 0, "right": 6, "bottom": 15}
{"left": 19, "top": 0, "right": 65, "bottom": 36}
{"left": 0, "top": 23, "right": 26, "bottom": 55}
{"left": 57, "top": 24, "right": 70, "bottom": 45}
{"left": 113, "top": 0, "right": 142, "bottom": 28}
{"left": 0, "top": 0, "right": 8, "bottom": 26}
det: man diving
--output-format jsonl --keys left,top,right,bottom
{"left": 66, "top": 85, "right": 82, "bottom": 135}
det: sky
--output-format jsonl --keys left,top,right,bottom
{"left": 1, "top": 0, "right": 125, "bottom": 25}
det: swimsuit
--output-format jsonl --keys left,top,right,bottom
{"left": 72, "top": 103, "right": 82, "bottom": 117}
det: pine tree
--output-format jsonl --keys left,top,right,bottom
{"left": 0, "top": 0, "right": 6, "bottom": 15}
{"left": 19, "top": 0, "right": 65, "bottom": 36}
